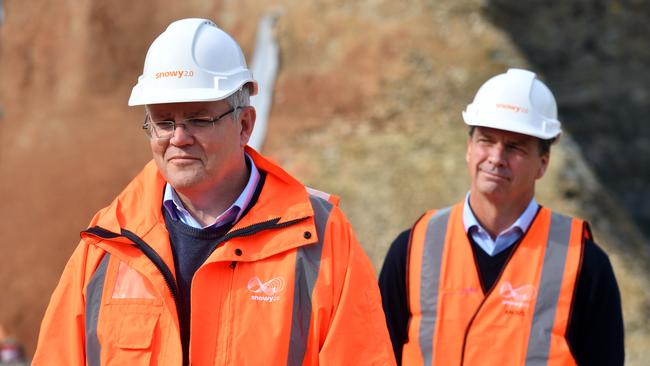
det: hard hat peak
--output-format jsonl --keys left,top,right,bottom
{"left": 506, "top": 68, "right": 536, "bottom": 78}
{"left": 168, "top": 18, "right": 217, "bottom": 28}
{"left": 461, "top": 68, "right": 561, "bottom": 140}
{"left": 128, "top": 18, "right": 258, "bottom": 106}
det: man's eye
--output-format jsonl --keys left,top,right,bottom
{"left": 188, "top": 119, "right": 213, "bottom": 127}
{"left": 154, "top": 122, "right": 175, "bottom": 130}
{"left": 508, "top": 145, "right": 526, "bottom": 153}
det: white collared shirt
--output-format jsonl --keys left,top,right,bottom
{"left": 163, "top": 153, "right": 260, "bottom": 229}
{"left": 462, "top": 193, "right": 539, "bottom": 256}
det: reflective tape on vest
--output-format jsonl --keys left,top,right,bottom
{"left": 525, "top": 212, "right": 573, "bottom": 364}
{"left": 418, "top": 208, "right": 451, "bottom": 366}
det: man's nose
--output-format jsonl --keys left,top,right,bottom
{"left": 169, "top": 123, "right": 193, "bottom": 145}
{"left": 487, "top": 143, "right": 506, "bottom": 165}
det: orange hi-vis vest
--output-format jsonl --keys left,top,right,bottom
{"left": 33, "top": 147, "right": 395, "bottom": 366}
{"left": 403, "top": 202, "right": 587, "bottom": 366}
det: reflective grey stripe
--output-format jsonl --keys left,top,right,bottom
{"left": 286, "top": 196, "right": 331, "bottom": 366}
{"left": 418, "top": 207, "right": 451, "bottom": 366}
{"left": 525, "top": 213, "right": 573, "bottom": 365}
{"left": 86, "top": 254, "right": 110, "bottom": 366}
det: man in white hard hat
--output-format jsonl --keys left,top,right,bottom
{"left": 33, "top": 18, "right": 395, "bottom": 366}
{"left": 379, "top": 68, "right": 624, "bottom": 365}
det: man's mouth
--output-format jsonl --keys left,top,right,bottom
{"left": 168, "top": 156, "right": 200, "bottom": 164}
{"left": 479, "top": 167, "right": 510, "bottom": 181}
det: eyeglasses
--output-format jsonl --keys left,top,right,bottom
{"left": 142, "top": 107, "right": 242, "bottom": 139}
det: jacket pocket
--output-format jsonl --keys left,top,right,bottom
{"left": 106, "top": 312, "right": 159, "bottom": 365}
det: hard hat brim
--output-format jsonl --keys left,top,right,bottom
{"left": 462, "top": 111, "right": 561, "bottom": 140}
{"left": 128, "top": 81, "right": 259, "bottom": 106}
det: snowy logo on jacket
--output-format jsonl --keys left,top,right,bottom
{"left": 499, "top": 281, "right": 536, "bottom": 310}
{"left": 247, "top": 276, "right": 285, "bottom": 303}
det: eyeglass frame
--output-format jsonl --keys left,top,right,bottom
{"left": 142, "top": 106, "right": 244, "bottom": 139}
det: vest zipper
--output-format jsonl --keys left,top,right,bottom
{"left": 459, "top": 299, "right": 486, "bottom": 366}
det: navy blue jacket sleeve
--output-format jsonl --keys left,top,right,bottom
{"left": 378, "top": 229, "right": 410, "bottom": 365}
{"left": 567, "top": 239, "right": 625, "bottom": 365}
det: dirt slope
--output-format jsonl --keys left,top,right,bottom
{"left": 0, "top": 0, "right": 647, "bottom": 362}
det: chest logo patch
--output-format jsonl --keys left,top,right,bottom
{"left": 499, "top": 281, "right": 536, "bottom": 310}
{"left": 247, "top": 276, "right": 285, "bottom": 303}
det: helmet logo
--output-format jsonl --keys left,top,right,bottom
{"left": 155, "top": 70, "right": 195, "bottom": 79}
{"left": 496, "top": 103, "right": 528, "bottom": 114}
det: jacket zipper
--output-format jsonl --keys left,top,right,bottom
{"left": 223, "top": 261, "right": 237, "bottom": 365}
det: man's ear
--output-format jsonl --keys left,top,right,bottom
{"left": 536, "top": 153, "right": 550, "bottom": 180}
{"left": 239, "top": 107, "right": 256, "bottom": 147}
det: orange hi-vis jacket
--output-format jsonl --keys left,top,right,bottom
{"left": 33, "top": 147, "right": 395, "bottom": 366}
{"left": 403, "top": 202, "right": 586, "bottom": 366}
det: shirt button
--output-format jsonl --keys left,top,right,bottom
{"left": 235, "top": 248, "right": 243, "bottom": 256}
{"left": 303, "top": 231, "right": 312, "bottom": 239}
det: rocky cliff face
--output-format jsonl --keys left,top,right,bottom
{"left": 486, "top": 0, "right": 650, "bottom": 250}
{"left": 0, "top": 0, "right": 647, "bottom": 362}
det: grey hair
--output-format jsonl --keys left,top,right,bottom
{"left": 225, "top": 84, "right": 251, "bottom": 120}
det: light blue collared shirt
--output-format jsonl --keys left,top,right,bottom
{"left": 462, "top": 193, "right": 539, "bottom": 256}
{"left": 163, "top": 153, "right": 260, "bottom": 229}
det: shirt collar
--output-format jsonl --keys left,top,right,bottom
{"left": 462, "top": 192, "right": 539, "bottom": 236}
{"left": 163, "top": 153, "right": 260, "bottom": 229}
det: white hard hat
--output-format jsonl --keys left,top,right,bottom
{"left": 462, "top": 68, "right": 561, "bottom": 139}
{"left": 128, "top": 18, "right": 259, "bottom": 106}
